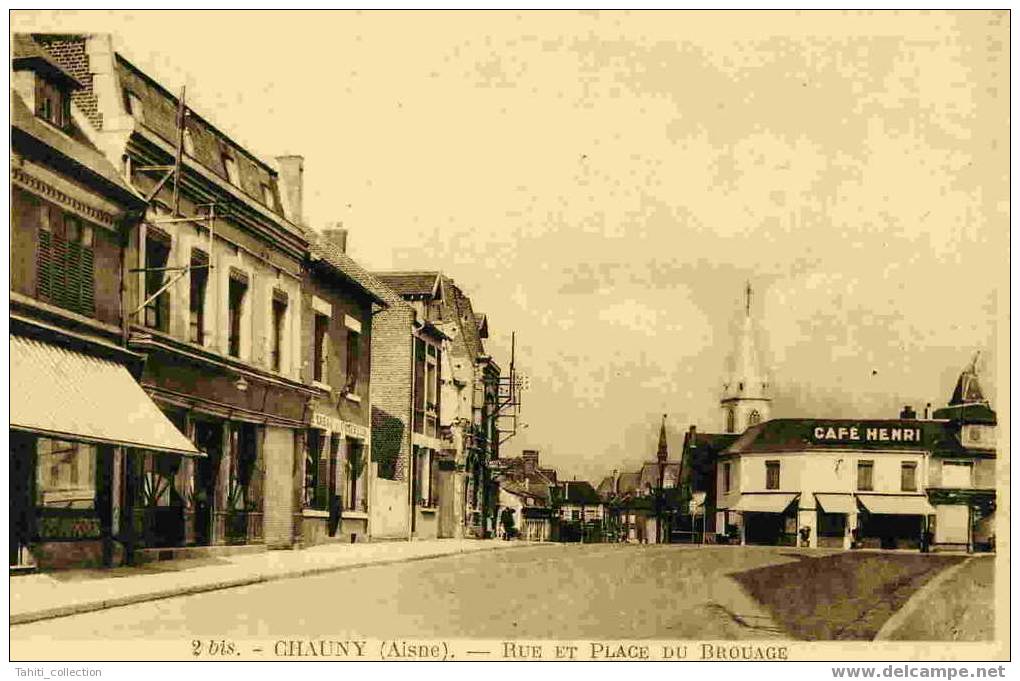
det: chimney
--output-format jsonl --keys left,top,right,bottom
{"left": 924, "top": 403, "right": 932, "bottom": 419}
{"left": 275, "top": 155, "right": 304, "bottom": 226}
{"left": 522, "top": 450, "right": 539, "bottom": 476}
{"left": 900, "top": 405, "right": 917, "bottom": 420}
{"left": 612, "top": 469, "right": 620, "bottom": 494}
{"left": 322, "top": 222, "right": 348, "bottom": 253}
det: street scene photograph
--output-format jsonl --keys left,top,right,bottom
{"left": 7, "top": 8, "right": 1008, "bottom": 666}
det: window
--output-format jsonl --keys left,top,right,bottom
{"left": 345, "top": 326, "right": 361, "bottom": 394}
{"left": 227, "top": 423, "right": 260, "bottom": 512}
{"left": 260, "top": 183, "right": 274, "bottom": 208}
{"left": 143, "top": 229, "right": 171, "bottom": 331}
{"left": 726, "top": 408, "right": 735, "bottom": 433}
{"left": 188, "top": 249, "right": 209, "bottom": 344}
{"left": 413, "top": 337, "right": 426, "bottom": 432}
{"left": 748, "top": 409, "right": 762, "bottom": 426}
{"left": 124, "top": 90, "right": 144, "bottom": 123}
{"left": 857, "top": 460, "right": 874, "bottom": 491}
{"left": 765, "top": 460, "right": 780, "bottom": 490}
{"left": 571, "top": 509, "right": 580, "bottom": 521}
{"left": 346, "top": 438, "right": 365, "bottom": 511}
{"left": 222, "top": 153, "right": 239, "bottom": 186}
{"left": 901, "top": 462, "right": 918, "bottom": 492}
{"left": 722, "top": 462, "right": 732, "bottom": 493}
{"left": 270, "top": 291, "right": 288, "bottom": 372}
{"left": 35, "top": 77, "right": 68, "bottom": 128}
{"left": 227, "top": 272, "right": 248, "bottom": 358}
{"left": 303, "top": 430, "right": 327, "bottom": 510}
{"left": 182, "top": 128, "right": 195, "bottom": 157}
{"left": 426, "top": 345, "right": 438, "bottom": 411}
{"left": 37, "top": 203, "right": 95, "bottom": 316}
{"left": 35, "top": 439, "right": 95, "bottom": 510}
{"left": 313, "top": 313, "right": 329, "bottom": 383}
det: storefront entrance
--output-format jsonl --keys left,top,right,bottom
{"left": 858, "top": 513, "right": 923, "bottom": 550}
{"left": 193, "top": 421, "right": 223, "bottom": 546}
{"left": 744, "top": 512, "right": 795, "bottom": 546}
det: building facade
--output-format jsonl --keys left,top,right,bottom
{"left": 33, "top": 33, "right": 317, "bottom": 554}
{"left": 10, "top": 35, "right": 199, "bottom": 569}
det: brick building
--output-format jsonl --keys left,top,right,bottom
{"left": 374, "top": 272, "right": 502, "bottom": 538}
{"left": 10, "top": 35, "right": 199, "bottom": 569}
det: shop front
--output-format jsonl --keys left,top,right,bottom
{"left": 854, "top": 494, "right": 933, "bottom": 550}
{"left": 731, "top": 493, "right": 800, "bottom": 546}
{"left": 10, "top": 334, "right": 199, "bottom": 570}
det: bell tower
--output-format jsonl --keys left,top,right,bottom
{"left": 720, "top": 282, "right": 771, "bottom": 434}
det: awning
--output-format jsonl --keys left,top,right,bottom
{"left": 732, "top": 493, "right": 799, "bottom": 513}
{"left": 11, "top": 336, "right": 201, "bottom": 456}
{"left": 815, "top": 493, "right": 858, "bottom": 515}
{"left": 856, "top": 494, "right": 935, "bottom": 516}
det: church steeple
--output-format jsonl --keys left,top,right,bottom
{"left": 656, "top": 414, "right": 668, "bottom": 463}
{"left": 721, "top": 282, "right": 771, "bottom": 433}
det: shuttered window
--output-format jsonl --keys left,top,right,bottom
{"left": 303, "top": 429, "right": 327, "bottom": 511}
{"left": 36, "top": 202, "right": 95, "bottom": 317}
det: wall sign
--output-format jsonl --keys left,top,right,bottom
{"left": 311, "top": 412, "right": 368, "bottom": 440}
{"left": 812, "top": 425, "right": 923, "bottom": 443}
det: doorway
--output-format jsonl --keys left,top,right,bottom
{"left": 193, "top": 421, "right": 223, "bottom": 546}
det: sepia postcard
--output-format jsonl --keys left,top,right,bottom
{"left": 6, "top": 8, "right": 1010, "bottom": 670}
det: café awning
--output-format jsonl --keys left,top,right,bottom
{"left": 856, "top": 494, "right": 935, "bottom": 516}
{"left": 732, "top": 493, "right": 799, "bottom": 513}
{"left": 11, "top": 335, "right": 201, "bottom": 456}
{"left": 815, "top": 493, "right": 858, "bottom": 515}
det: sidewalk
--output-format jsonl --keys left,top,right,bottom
{"left": 11, "top": 539, "right": 531, "bottom": 626}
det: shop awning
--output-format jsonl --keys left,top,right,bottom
{"left": 11, "top": 336, "right": 201, "bottom": 456}
{"left": 815, "top": 493, "right": 858, "bottom": 515}
{"left": 856, "top": 494, "right": 934, "bottom": 516}
{"left": 732, "top": 493, "right": 799, "bottom": 513}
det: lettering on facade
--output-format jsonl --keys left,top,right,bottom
{"left": 310, "top": 412, "right": 368, "bottom": 440}
{"left": 812, "top": 425, "right": 922, "bottom": 444}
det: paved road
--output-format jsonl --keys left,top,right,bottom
{"left": 12, "top": 544, "right": 799, "bottom": 643}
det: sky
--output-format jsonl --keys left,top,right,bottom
{"left": 13, "top": 10, "right": 1009, "bottom": 483}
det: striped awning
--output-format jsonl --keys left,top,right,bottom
{"left": 732, "top": 493, "right": 799, "bottom": 513}
{"left": 11, "top": 335, "right": 201, "bottom": 456}
{"left": 857, "top": 494, "right": 935, "bottom": 516}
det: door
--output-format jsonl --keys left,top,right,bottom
{"left": 9, "top": 431, "right": 36, "bottom": 566}
{"left": 193, "top": 421, "right": 223, "bottom": 546}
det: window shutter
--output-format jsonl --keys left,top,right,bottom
{"left": 79, "top": 245, "right": 95, "bottom": 316}
{"left": 51, "top": 232, "right": 69, "bottom": 310}
{"left": 37, "top": 230, "right": 53, "bottom": 302}
{"left": 315, "top": 444, "right": 329, "bottom": 510}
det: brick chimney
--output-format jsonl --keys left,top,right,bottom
{"left": 900, "top": 405, "right": 917, "bottom": 419}
{"left": 522, "top": 449, "right": 539, "bottom": 476}
{"left": 322, "top": 222, "right": 348, "bottom": 253}
{"left": 275, "top": 155, "right": 304, "bottom": 226}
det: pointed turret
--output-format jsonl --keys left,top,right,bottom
{"left": 720, "top": 282, "right": 771, "bottom": 433}
{"left": 949, "top": 352, "right": 988, "bottom": 406}
{"left": 656, "top": 414, "right": 668, "bottom": 464}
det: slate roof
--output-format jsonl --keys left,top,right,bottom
{"left": 12, "top": 34, "right": 83, "bottom": 89}
{"left": 638, "top": 461, "right": 681, "bottom": 492}
{"left": 374, "top": 272, "right": 442, "bottom": 298}
{"left": 11, "top": 90, "right": 143, "bottom": 207}
{"left": 308, "top": 233, "right": 391, "bottom": 307}
{"left": 932, "top": 403, "right": 997, "bottom": 425}
{"left": 724, "top": 419, "right": 957, "bottom": 455}
{"left": 558, "top": 480, "right": 602, "bottom": 505}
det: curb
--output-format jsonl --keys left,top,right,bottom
{"left": 873, "top": 556, "right": 973, "bottom": 641}
{"left": 11, "top": 542, "right": 539, "bottom": 626}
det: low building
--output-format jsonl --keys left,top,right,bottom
{"left": 555, "top": 480, "right": 604, "bottom": 542}
{"left": 495, "top": 482, "right": 551, "bottom": 541}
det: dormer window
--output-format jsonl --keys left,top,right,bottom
{"left": 260, "top": 183, "right": 274, "bottom": 208}
{"left": 182, "top": 128, "right": 195, "bottom": 157}
{"left": 124, "top": 90, "right": 144, "bottom": 123}
{"left": 35, "top": 76, "right": 69, "bottom": 128}
{"left": 222, "top": 153, "right": 240, "bottom": 186}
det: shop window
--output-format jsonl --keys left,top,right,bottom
{"left": 36, "top": 206, "right": 96, "bottom": 317}
{"left": 270, "top": 291, "right": 288, "bottom": 372}
{"left": 857, "top": 460, "right": 874, "bottom": 491}
{"left": 303, "top": 430, "right": 328, "bottom": 511}
{"left": 188, "top": 249, "right": 209, "bottom": 344}
{"left": 571, "top": 509, "right": 580, "bottom": 521}
{"left": 346, "top": 438, "right": 366, "bottom": 511}
{"left": 35, "top": 76, "right": 69, "bottom": 129}
{"left": 35, "top": 439, "right": 96, "bottom": 510}
{"left": 765, "top": 460, "right": 780, "bottom": 490}
{"left": 900, "top": 462, "right": 918, "bottom": 492}
{"left": 313, "top": 313, "right": 329, "bottom": 382}
{"left": 227, "top": 271, "right": 248, "bottom": 358}
{"left": 227, "top": 423, "right": 260, "bottom": 512}
{"left": 143, "top": 229, "right": 171, "bottom": 331}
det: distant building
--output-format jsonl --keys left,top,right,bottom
{"left": 556, "top": 480, "right": 605, "bottom": 542}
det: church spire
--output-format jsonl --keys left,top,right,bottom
{"left": 656, "top": 414, "right": 668, "bottom": 463}
{"left": 721, "top": 283, "right": 771, "bottom": 433}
